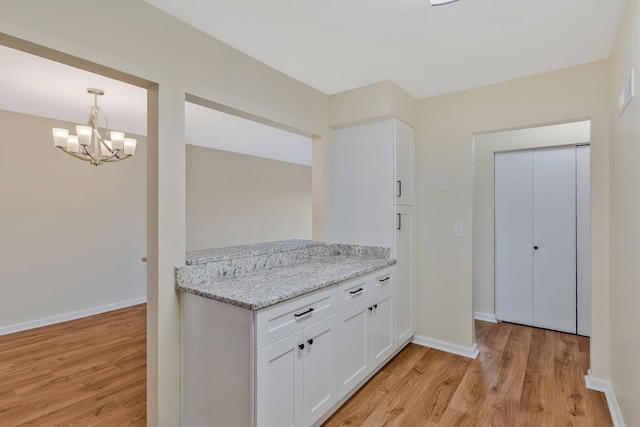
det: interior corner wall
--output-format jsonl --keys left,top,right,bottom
{"left": 0, "top": 109, "right": 146, "bottom": 331}
{"left": 608, "top": 0, "right": 640, "bottom": 424}
{"left": 185, "top": 145, "right": 312, "bottom": 251}
{"left": 415, "top": 61, "right": 610, "bottom": 368}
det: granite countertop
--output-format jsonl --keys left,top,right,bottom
{"left": 177, "top": 255, "right": 395, "bottom": 310}
{"left": 176, "top": 240, "right": 395, "bottom": 310}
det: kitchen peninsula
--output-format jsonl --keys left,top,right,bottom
{"left": 176, "top": 240, "right": 410, "bottom": 427}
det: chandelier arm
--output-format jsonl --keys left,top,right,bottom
{"left": 101, "top": 154, "right": 133, "bottom": 163}
{"left": 56, "top": 147, "right": 93, "bottom": 162}
{"left": 80, "top": 144, "right": 98, "bottom": 163}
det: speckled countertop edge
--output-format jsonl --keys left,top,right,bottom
{"left": 177, "top": 256, "right": 396, "bottom": 310}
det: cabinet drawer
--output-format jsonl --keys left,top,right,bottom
{"left": 370, "top": 268, "right": 394, "bottom": 295}
{"left": 255, "top": 286, "right": 337, "bottom": 350}
{"left": 337, "top": 275, "right": 370, "bottom": 310}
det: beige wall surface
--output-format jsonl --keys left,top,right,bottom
{"left": 330, "top": 80, "right": 418, "bottom": 128}
{"left": 186, "top": 146, "right": 312, "bottom": 251}
{"left": 0, "top": 2, "right": 331, "bottom": 424}
{"left": 0, "top": 109, "right": 146, "bottom": 329}
{"left": 473, "top": 120, "right": 591, "bottom": 316}
{"left": 608, "top": 0, "right": 640, "bottom": 424}
{"left": 415, "top": 61, "right": 610, "bottom": 376}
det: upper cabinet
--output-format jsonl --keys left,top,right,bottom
{"left": 334, "top": 118, "right": 415, "bottom": 248}
{"left": 394, "top": 119, "right": 415, "bottom": 206}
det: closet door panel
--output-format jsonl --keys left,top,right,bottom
{"left": 532, "top": 147, "right": 576, "bottom": 333}
{"left": 576, "top": 146, "right": 591, "bottom": 336}
{"left": 495, "top": 151, "right": 534, "bottom": 326}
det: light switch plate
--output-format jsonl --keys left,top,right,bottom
{"left": 416, "top": 179, "right": 425, "bottom": 193}
{"left": 438, "top": 177, "right": 448, "bottom": 192}
{"left": 453, "top": 221, "right": 464, "bottom": 237}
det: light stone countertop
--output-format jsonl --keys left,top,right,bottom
{"left": 176, "top": 254, "right": 395, "bottom": 310}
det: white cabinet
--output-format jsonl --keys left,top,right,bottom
{"left": 334, "top": 118, "right": 415, "bottom": 349}
{"left": 256, "top": 330, "right": 304, "bottom": 427}
{"left": 394, "top": 205, "right": 414, "bottom": 343}
{"left": 394, "top": 119, "right": 415, "bottom": 206}
{"left": 302, "top": 316, "right": 338, "bottom": 426}
{"left": 182, "top": 266, "right": 399, "bottom": 427}
{"left": 257, "top": 314, "right": 337, "bottom": 427}
{"left": 337, "top": 268, "right": 394, "bottom": 399}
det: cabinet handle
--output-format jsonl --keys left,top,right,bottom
{"left": 397, "top": 180, "right": 402, "bottom": 197}
{"left": 379, "top": 277, "right": 390, "bottom": 283}
{"left": 368, "top": 306, "right": 373, "bottom": 311}
{"left": 397, "top": 213, "right": 402, "bottom": 230}
{"left": 307, "top": 339, "right": 314, "bottom": 345}
{"left": 299, "top": 343, "right": 305, "bottom": 350}
{"left": 349, "top": 287, "right": 364, "bottom": 295}
{"left": 294, "top": 307, "right": 315, "bottom": 318}
{"left": 374, "top": 304, "right": 378, "bottom": 309}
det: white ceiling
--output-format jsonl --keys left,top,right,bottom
{"left": 144, "top": 0, "right": 627, "bottom": 99}
{"left": 0, "top": 45, "right": 311, "bottom": 166}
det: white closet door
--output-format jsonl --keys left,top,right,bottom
{"left": 576, "top": 145, "right": 591, "bottom": 336}
{"left": 532, "top": 147, "right": 576, "bottom": 334}
{"left": 495, "top": 151, "right": 534, "bottom": 326}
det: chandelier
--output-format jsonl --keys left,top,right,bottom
{"left": 51, "top": 88, "right": 137, "bottom": 166}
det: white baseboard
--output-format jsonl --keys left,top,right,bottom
{"left": 0, "top": 297, "right": 147, "bottom": 337}
{"left": 474, "top": 312, "right": 497, "bottom": 323}
{"left": 413, "top": 335, "right": 480, "bottom": 359}
{"left": 585, "top": 369, "right": 625, "bottom": 427}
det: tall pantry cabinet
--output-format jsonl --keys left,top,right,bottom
{"left": 334, "top": 118, "right": 416, "bottom": 346}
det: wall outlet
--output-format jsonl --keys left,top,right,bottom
{"left": 453, "top": 221, "right": 464, "bottom": 237}
{"left": 323, "top": 222, "right": 332, "bottom": 238}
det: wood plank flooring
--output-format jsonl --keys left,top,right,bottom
{"left": 0, "top": 307, "right": 612, "bottom": 426}
{"left": 323, "top": 321, "right": 612, "bottom": 426}
{"left": 0, "top": 304, "right": 146, "bottom": 426}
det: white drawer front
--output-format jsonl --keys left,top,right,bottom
{"left": 336, "top": 275, "right": 369, "bottom": 310}
{"left": 370, "top": 268, "right": 394, "bottom": 295}
{"left": 255, "top": 286, "right": 337, "bottom": 350}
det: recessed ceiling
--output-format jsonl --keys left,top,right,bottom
{"left": 143, "top": 0, "right": 627, "bottom": 99}
{"left": 0, "top": 45, "right": 311, "bottom": 166}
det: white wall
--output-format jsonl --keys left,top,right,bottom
{"left": 0, "top": 109, "right": 146, "bottom": 332}
{"left": 608, "top": 0, "right": 640, "bottom": 424}
{"left": 473, "top": 121, "right": 590, "bottom": 318}
{"left": 186, "top": 145, "right": 312, "bottom": 251}
{"left": 415, "top": 61, "right": 610, "bottom": 377}
{"left": 0, "top": 2, "right": 332, "bottom": 424}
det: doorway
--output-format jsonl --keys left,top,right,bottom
{"left": 494, "top": 145, "right": 590, "bottom": 335}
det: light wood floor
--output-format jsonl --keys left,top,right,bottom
{"left": 0, "top": 304, "right": 146, "bottom": 426}
{"left": 323, "top": 320, "right": 612, "bottom": 426}
{"left": 0, "top": 306, "right": 612, "bottom": 426}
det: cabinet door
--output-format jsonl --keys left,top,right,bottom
{"left": 394, "top": 119, "right": 415, "bottom": 206}
{"left": 394, "top": 205, "right": 414, "bottom": 343}
{"left": 256, "top": 331, "right": 304, "bottom": 427}
{"left": 303, "top": 315, "right": 337, "bottom": 426}
{"left": 337, "top": 299, "right": 370, "bottom": 399}
{"left": 369, "top": 287, "right": 394, "bottom": 366}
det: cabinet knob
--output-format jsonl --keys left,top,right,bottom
{"left": 298, "top": 343, "right": 305, "bottom": 350}
{"left": 307, "top": 339, "right": 314, "bottom": 346}
{"left": 368, "top": 306, "right": 373, "bottom": 311}
{"left": 534, "top": 246, "right": 539, "bottom": 250}
{"left": 374, "top": 304, "right": 378, "bottom": 309}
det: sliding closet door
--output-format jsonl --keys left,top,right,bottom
{"left": 531, "top": 147, "right": 576, "bottom": 333}
{"left": 495, "top": 151, "right": 534, "bottom": 326}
